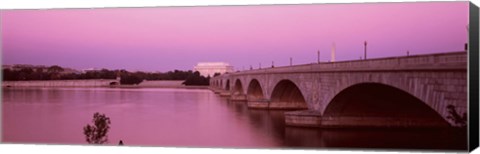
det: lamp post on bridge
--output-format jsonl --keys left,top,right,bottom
{"left": 290, "top": 57, "right": 292, "bottom": 66}
{"left": 364, "top": 41, "right": 367, "bottom": 60}
{"left": 317, "top": 50, "right": 320, "bottom": 63}
{"left": 466, "top": 25, "right": 469, "bottom": 51}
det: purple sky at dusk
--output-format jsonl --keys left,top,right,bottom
{"left": 0, "top": 2, "right": 469, "bottom": 72}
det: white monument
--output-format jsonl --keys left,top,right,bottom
{"left": 194, "top": 62, "right": 234, "bottom": 77}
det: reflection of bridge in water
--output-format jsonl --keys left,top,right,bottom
{"left": 210, "top": 51, "right": 467, "bottom": 128}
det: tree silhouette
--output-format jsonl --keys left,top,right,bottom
{"left": 83, "top": 112, "right": 111, "bottom": 144}
{"left": 47, "top": 65, "right": 64, "bottom": 73}
{"left": 183, "top": 71, "right": 210, "bottom": 85}
{"left": 446, "top": 105, "right": 467, "bottom": 128}
{"left": 120, "top": 73, "right": 143, "bottom": 85}
{"left": 3, "top": 65, "right": 210, "bottom": 85}
{"left": 47, "top": 65, "right": 64, "bottom": 80}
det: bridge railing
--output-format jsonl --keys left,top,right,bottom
{"left": 226, "top": 51, "right": 466, "bottom": 76}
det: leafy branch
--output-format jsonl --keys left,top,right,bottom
{"left": 446, "top": 105, "right": 467, "bottom": 128}
{"left": 83, "top": 112, "right": 111, "bottom": 144}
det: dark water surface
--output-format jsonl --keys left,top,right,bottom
{"left": 2, "top": 87, "right": 467, "bottom": 150}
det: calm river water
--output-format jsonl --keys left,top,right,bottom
{"left": 2, "top": 87, "right": 466, "bottom": 150}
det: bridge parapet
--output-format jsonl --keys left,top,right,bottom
{"left": 219, "top": 51, "right": 466, "bottom": 76}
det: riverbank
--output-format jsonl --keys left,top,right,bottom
{"left": 110, "top": 80, "right": 208, "bottom": 89}
{"left": 2, "top": 80, "right": 209, "bottom": 89}
{"left": 2, "top": 79, "right": 118, "bottom": 87}
{"left": 109, "top": 85, "right": 209, "bottom": 89}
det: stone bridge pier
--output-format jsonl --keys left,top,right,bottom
{"left": 211, "top": 79, "right": 231, "bottom": 97}
{"left": 210, "top": 52, "right": 467, "bottom": 128}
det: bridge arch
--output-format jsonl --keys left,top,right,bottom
{"left": 232, "top": 79, "right": 244, "bottom": 95}
{"left": 323, "top": 82, "right": 450, "bottom": 127}
{"left": 247, "top": 79, "right": 265, "bottom": 100}
{"left": 269, "top": 80, "right": 308, "bottom": 109}
{"left": 225, "top": 79, "right": 230, "bottom": 91}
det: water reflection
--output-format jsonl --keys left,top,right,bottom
{"left": 224, "top": 99, "right": 466, "bottom": 150}
{"left": 2, "top": 87, "right": 466, "bottom": 150}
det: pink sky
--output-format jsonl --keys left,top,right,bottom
{"left": 0, "top": 2, "right": 469, "bottom": 72}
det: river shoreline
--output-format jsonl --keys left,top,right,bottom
{"left": 2, "top": 85, "right": 209, "bottom": 89}
{"left": 109, "top": 85, "right": 209, "bottom": 89}
{"left": 2, "top": 80, "right": 209, "bottom": 89}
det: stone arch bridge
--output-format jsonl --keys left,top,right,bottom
{"left": 210, "top": 52, "right": 467, "bottom": 128}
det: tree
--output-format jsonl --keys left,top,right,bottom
{"left": 446, "top": 105, "right": 467, "bottom": 128}
{"left": 48, "top": 65, "right": 64, "bottom": 80}
{"left": 18, "top": 68, "right": 34, "bottom": 80}
{"left": 3, "top": 68, "right": 16, "bottom": 80}
{"left": 48, "top": 65, "right": 64, "bottom": 73}
{"left": 83, "top": 112, "right": 111, "bottom": 144}
{"left": 183, "top": 71, "right": 210, "bottom": 86}
{"left": 120, "top": 73, "right": 143, "bottom": 85}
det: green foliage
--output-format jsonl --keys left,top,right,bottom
{"left": 83, "top": 112, "right": 111, "bottom": 144}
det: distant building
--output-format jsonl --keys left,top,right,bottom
{"left": 194, "top": 62, "right": 234, "bottom": 77}
{"left": 81, "top": 67, "right": 103, "bottom": 72}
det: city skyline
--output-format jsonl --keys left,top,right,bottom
{"left": 1, "top": 2, "right": 469, "bottom": 72}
